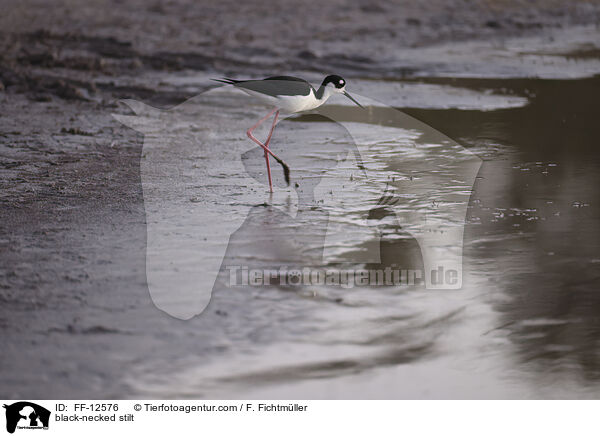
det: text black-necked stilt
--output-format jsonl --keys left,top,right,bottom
{"left": 212, "top": 75, "right": 364, "bottom": 192}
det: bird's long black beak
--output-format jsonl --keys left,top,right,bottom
{"left": 343, "top": 91, "right": 364, "bottom": 108}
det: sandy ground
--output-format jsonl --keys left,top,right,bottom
{"left": 1, "top": 0, "right": 600, "bottom": 398}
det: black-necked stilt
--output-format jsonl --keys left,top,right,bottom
{"left": 212, "top": 75, "right": 364, "bottom": 192}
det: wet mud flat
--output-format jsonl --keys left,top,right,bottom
{"left": 1, "top": 1, "right": 600, "bottom": 398}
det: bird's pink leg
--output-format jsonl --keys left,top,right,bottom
{"left": 262, "top": 110, "right": 280, "bottom": 192}
{"left": 247, "top": 109, "right": 285, "bottom": 193}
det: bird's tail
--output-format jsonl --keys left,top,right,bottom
{"left": 211, "top": 78, "right": 240, "bottom": 85}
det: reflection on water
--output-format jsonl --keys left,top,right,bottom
{"left": 405, "top": 77, "right": 600, "bottom": 386}
{"left": 125, "top": 77, "right": 600, "bottom": 398}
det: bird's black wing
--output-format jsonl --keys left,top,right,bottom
{"left": 212, "top": 76, "right": 313, "bottom": 97}
{"left": 263, "top": 76, "right": 309, "bottom": 83}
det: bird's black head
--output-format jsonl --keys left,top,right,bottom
{"left": 321, "top": 75, "right": 346, "bottom": 89}
{"left": 320, "top": 74, "right": 364, "bottom": 108}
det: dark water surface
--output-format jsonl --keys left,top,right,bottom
{"left": 416, "top": 77, "right": 600, "bottom": 384}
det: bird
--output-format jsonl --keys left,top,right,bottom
{"left": 212, "top": 75, "right": 364, "bottom": 193}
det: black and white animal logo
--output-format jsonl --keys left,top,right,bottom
{"left": 3, "top": 402, "right": 50, "bottom": 434}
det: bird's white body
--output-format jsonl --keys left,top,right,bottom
{"left": 239, "top": 87, "right": 335, "bottom": 114}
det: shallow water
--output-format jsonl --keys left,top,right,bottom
{"left": 113, "top": 75, "right": 600, "bottom": 399}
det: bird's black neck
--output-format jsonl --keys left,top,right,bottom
{"left": 315, "top": 85, "right": 326, "bottom": 100}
